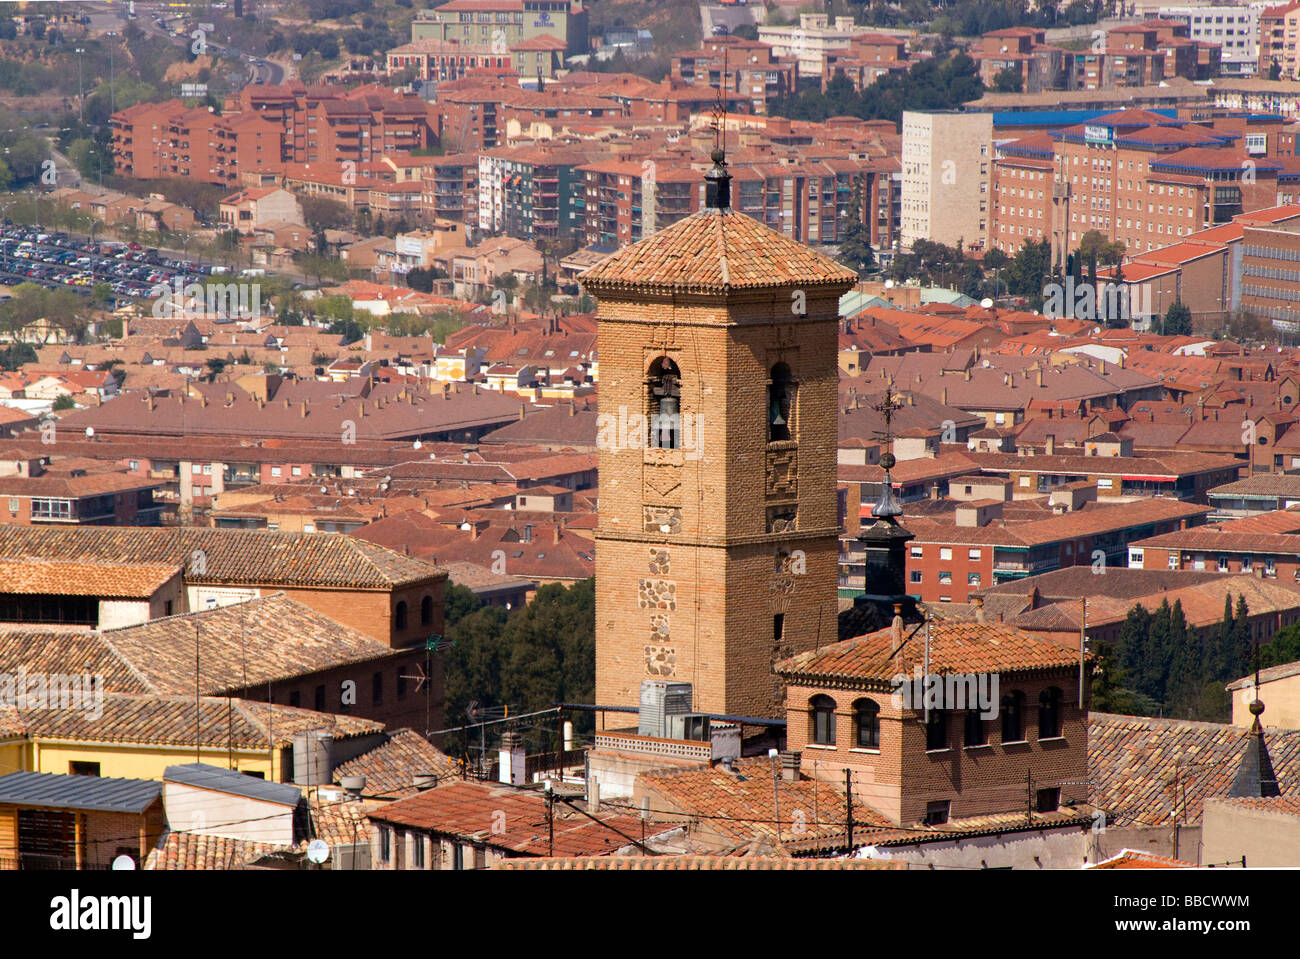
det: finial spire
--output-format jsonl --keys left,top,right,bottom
{"left": 871, "top": 380, "right": 904, "bottom": 518}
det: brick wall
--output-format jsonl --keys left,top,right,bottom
{"left": 594, "top": 288, "right": 846, "bottom": 719}
{"left": 785, "top": 669, "right": 1090, "bottom": 825}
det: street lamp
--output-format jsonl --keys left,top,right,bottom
{"left": 75, "top": 48, "right": 85, "bottom": 123}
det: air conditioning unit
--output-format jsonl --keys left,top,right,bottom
{"left": 638, "top": 680, "right": 693, "bottom": 738}
{"left": 665, "top": 713, "right": 710, "bottom": 742}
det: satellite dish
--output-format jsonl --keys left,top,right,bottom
{"left": 111, "top": 854, "right": 136, "bottom": 870}
{"left": 306, "top": 839, "right": 330, "bottom": 864}
{"left": 980, "top": 298, "right": 994, "bottom": 309}
{"left": 85, "top": 427, "right": 94, "bottom": 438}
{"left": 884, "top": 279, "right": 895, "bottom": 289}
{"left": 413, "top": 440, "right": 422, "bottom": 450}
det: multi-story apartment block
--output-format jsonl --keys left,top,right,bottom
{"left": 1258, "top": 1, "right": 1300, "bottom": 77}
{"left": 578, "top": 160, "right": 647, "bottom": 247}
{"left": 900, "top": 110, "right": 992, "bottom": 252}
{"left": 669, "top": 36, "right": 797, "bottom": 115}
{"left": 992, "top": 109, "right": 1284, "bottom": 261}
{"left": 477, "top": 145, "right": 589, "bottom": 241}
{"left": 972, "top": 28, "right": 1066, "bottom": 94}
{"left": 1241, "top": 216, "right": 1300, "bottom": 330}
{"left": 420, "top": 153, "right": 480, "bottom": 223}
{"left": 411, "top": 0, "right": 588, "bottom": 57}
{"left": 1157, "top": 6, "right": 1261, "bottom": 76}
{"left": 109, "top": 103, "right": 283, "bottom": 188}
{"left": 822, "top": 32, "right": 910, "bottom": 92}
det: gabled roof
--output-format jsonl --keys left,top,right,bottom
{"left": 579, "top": 206, "right": 858, "bottom": 296}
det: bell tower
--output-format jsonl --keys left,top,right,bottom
{"left": 580, "top": 149, "right": 859, "bottom": 719}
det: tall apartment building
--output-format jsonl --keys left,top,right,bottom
{"left": 900, "top": 110, "right": 992, "bottom": 252}
{"left": 1157, "top": 5, "right": 1262, "bottom": 76}
{"left": 578, "top": 160, "right": 648, "bottom": 248}
{"left": 477, "top": 144, "right": 589, "bottom": 242}
{"left": 420, "top": 153, "right": 479, "bottom": 223}
{"left": 1241, "top": 216, "right": 1300, "bottom": 330}
{"left": 109, "top": 102, "right": 283, "bottom": 188}
{"left": 222, "top": 84, "right": 438, "bottom": 168}
{"left": 1258, "top": 1, "right": 1300, "bottom": 77}
{"left": 991, "top": 109, "right": 1284, "bottom": 262}
{"left": 411, "top": 0, "right": 588, "bottom": 57}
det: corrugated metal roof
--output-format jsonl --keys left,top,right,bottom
{"left": 164, "top": 763, "right": 302, "bottom": 807}
{"left": 0, "top": 771, "right": 160, "bottom": 813}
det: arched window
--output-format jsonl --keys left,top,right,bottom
{"left": 925, "top": 710, "right": 948, "bottom": 750}
{"left": 853, "top": 698, "right": 880, "bottom": 749}
{"left": 1001, "top": 691, "right": 1025, "bottom": 743}
{"left": 964, "top": 710, "right": 987, "bottom": 747}
{"left": 394, "top": 601, "right": 408, "bottom": 631}
{"left": 420, "top": 595, "right": 433, "bottom": 626}
{"left": 1038, "top": 687, "right": 1062, "bottom": 739}
{"left": 648, "top": 356, "right": 681, "bottom": 450}
{"left": 769, "top": 363, "right": 794, "bottom": 442}
{"left": 810, "top": 695, "right": 837, "bottom": 746}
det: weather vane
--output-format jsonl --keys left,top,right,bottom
{"left": 869, "top": 380, "right": 905, "bottom": 518}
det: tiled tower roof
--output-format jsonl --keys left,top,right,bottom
{"left": 578, "top": 207, "right": 859, "bottom": 297}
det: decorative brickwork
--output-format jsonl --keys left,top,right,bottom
{"left": 637, "top": 578, "right": 677, "bottom": 610}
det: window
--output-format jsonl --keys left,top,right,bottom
{"left": 292, "top": 466, "right": 303, "bottom": 477}
{"left": 810, "top": 695, "right": 837, "bottom": 745}
{"left": 1038, "top": 687, "right": 1062, "bottom": 739}
{"left": 271, "top": 466, "right": 282, "bottom": 477}
{"left": 773, "top": 614, "right": 784, "bottom": 644}
{"left": 1168, "top": 553, "right": 1179, "bottom": 570}
{"left": 964, "top": 710, "right": 987, "bottom": 747}
{"left": 938, "top": 571, "right": 952, "bottom": 585}
{"left": 1002, "top": 691, "right": 1025, "bottom": 742}
{"left": 968, "top": 573, "right": 981, "bottom": 586}
{"left": 648, "top": 356, "right": 682, "bottom": 449}
{"left": 69, "top": 761, "right": 100, "bottom": 777}
{"left": 192, "top": 464, "right": 202, "bottom": 474}
{"left": 911, "top": 546, "right": 923, "bottom": 558}
{"left": 379, "top": 827, "right": 392, "bottom": 865}
{"left": 411, "top": 835, "right": 425, "bottom": 868}
{"left": 289, "top": 690, "right": 301, "bottom": 708}
{"left": 768, "top": 363, "right": 795, "bottom": 442}
{"left": 925, "top": 710, "right": 948, "bottom": 750}
{"left": 939, "top": 548, "right": 952, "bottom": 561}
{"left": 395, "top": 601, "right": 408, "bottom": 631}
{"left": 314, "top": 685, "right": 326, "bottom": 711}
{"left": 1267, "top": 558, "right": 1277, "bottom": 576}
{"left": 6, "top": 499, "right": 17, "bottom": 513}
{"left": 1036, "top": 787, "right": 1061, "bottom": 813}
{"left": 1218, "top": 555, "right": 1229, "bottom": 572}
{"left": 925, "top": 800, "right": 951, "bottom": 825}
{"left": 1242, "top": 556, "right": 1253, "bottom": 572}
{"left": 968, "top": 549, "right": 981, "bottom": 560}
{"left": 421, "top": 595, "right": 433, "bottom": 626}
{"left": 373, "top": 672, "right": 384, "bottom": 706}
{"left": 910, "top": 570, "right": 923, "bottom": 583}
{"left": 854, "top": 699, "right": 880, "bottom": 749}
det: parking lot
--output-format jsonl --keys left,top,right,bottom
{"left": 0, "top": 227, "right": 227, "bottom": 304}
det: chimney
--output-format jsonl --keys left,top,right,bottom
{"left": 1037, "top": 369, "right": 1043, "bottom": 387}
{"left": 498, "top": 731, "right": 526, "bottom": 786}
{"left": 552, "top": 524, "right": 561, "bottom": 544}
{"left": 1045, "top": 434, "right": 1055, "bottom": 455}
{"left": 941, "top": 387, "right": 948, "bottom": 405}
{"left": 973, "top": 595, "right": 986, "bottom": 623}
{"left": 781, "top": 751, "right": 800, "bottom": 782}
{"left": 519, "top": 404, "right": 526, "bottom": 421}
{"left": 522, "top": 523, "right": 533, "bottom": 543}
{"left": 589, "top": 779, "right": 600, "bottom": 813}
{"left": 300, "top": 400, "right": 308, "bottom": 418}
{"left": 890, "top": 603, "right": 904, "bottom": 655}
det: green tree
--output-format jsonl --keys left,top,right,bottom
{"left": 1163, "top": 300, "right": 1193, "bottom": 336}
{"left": 52, "top": 393, "right": 76, "bottom": 411}
{"left": 992, "top": 65, "right": 1023, "bottom": 92}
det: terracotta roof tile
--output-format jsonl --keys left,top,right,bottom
{"left": 580, "top": 207, "right": 858, "bottom": 296}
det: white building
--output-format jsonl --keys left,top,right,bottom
{"left": 758, "top": 13, "right": 855, "bottom": 77}
{"left": 1157, "top": 4, "right": 1266, "bottom": 76}
{"left": 900, "top": 111, "right": 993, "bottom": 252}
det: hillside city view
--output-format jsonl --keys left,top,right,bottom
{"left": 0, "top": 0, "right": 1292, "bottom": 929}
